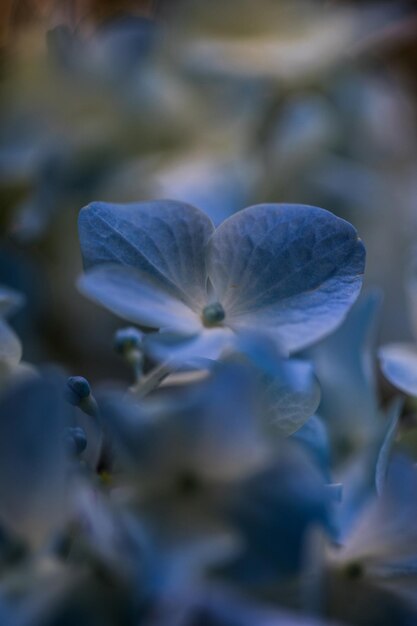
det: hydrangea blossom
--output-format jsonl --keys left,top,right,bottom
{"left": 307, "top": 291, "right": 382, "bottom": 462}
{"left": 326, "top": 456, "right": 417, "bottom": 626}
{"left": 78, "top": 200, "right": 365, "bottom": 361}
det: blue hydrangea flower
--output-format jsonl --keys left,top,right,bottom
{"left": 78, "top": 200, "right": 365, "bottom": 361}
{"left": 326, "top": 455, "right": 417, "bottom": 626}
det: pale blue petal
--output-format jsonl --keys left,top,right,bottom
{"left": 99, "top": 363, "right": 269, "bottom": 482}
{"left": 0, "top": 319, "right": 22, "bottom": 368}
{"left": 334, "top": 398, "right": 404, "bottom": 543}
{"left": 78, "top": 265, "right": 201, "bottom": 333}
{"left": 208, "top": 204, "right": 365, "bottom": 353}
{"left": 264, "top": 359, "right": 321, "bottom": 436}
{"left": 337, "top": 456, "right": 417, "bottom": 568}
{"left": 379, "top": 342, "right": 417, "bottom": 397}
{"left": 78, "top": 200, "right": 214, "bottom": 308}
{"left": 292, "top": 414, "right": 331, "bottom": 479}
{"left": 145, "top": 327, "right": 235, "bottom": 366}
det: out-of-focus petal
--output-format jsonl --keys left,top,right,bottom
{"left": 0, "top": 319, "right": 22, "bottom": 369}
{"left": 379, "top": 342, "right": 417, "bottom": 397}
{"left": 309, "top": 291, "right": 381, "bottom": 458}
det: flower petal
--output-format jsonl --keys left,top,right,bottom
{"left": 379, "top": 342, "right": 417, "bottom": 397}
{"left": 78, "top": 200, "right": 214, "bottom": 309}
{"left": 0, "top": 319, "right": 22, "bottom": 369}
{"left": 264, "top": 359, "right": 321, "bottom": 436}
{"left": 78, "top": 264, "right": 201, "bottom": 332}
{"left": 308, "top": 290, "right": 381, "bottom": 455}
{"left": 208, "top": 203, "right": 365, "bottom": 353}
{"left": 145, "top": 327, "right": 235, "bottom": 366}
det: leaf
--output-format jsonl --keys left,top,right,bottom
{"left": 207, "top": 203, "right": 365, "bottom": 353}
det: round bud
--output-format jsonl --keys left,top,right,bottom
{"left": 66, "top": 376, "right": 91, "bottom": 405}
{"left": 114, "top": 327, "right": 143, "bottom": 354}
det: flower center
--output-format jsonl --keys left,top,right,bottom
{"left": 202, "top": 302, "right": 225, "bottom": 327}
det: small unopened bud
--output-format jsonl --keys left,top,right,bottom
{"left": 65, "top": 376, "right": 98, "bottom": 417}
{"left": 66, "top": 376, "right": 91, "bottom": 403}
{"left": 114, "top": 327, "right": 143, "bottom": 355}
{"left": 114, "top": 327, "right": 144, "bottom": 381}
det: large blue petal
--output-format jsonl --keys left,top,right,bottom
{"left": 207, "top": 204, "right": 365, "bottom": 353}
{"left": 78, "top": 200, "right": 214, "bottom": 309}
